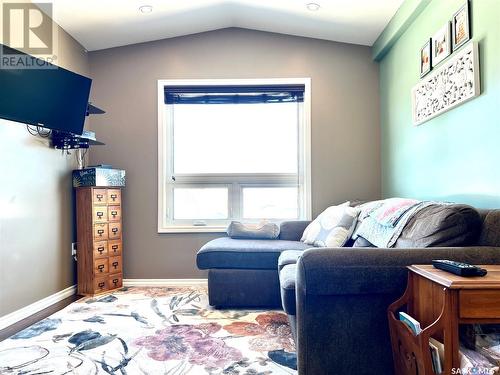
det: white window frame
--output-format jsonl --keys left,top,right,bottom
{"left": 157, "top": 78, "right": 312, "bottom": 233}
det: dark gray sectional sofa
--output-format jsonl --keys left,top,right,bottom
{"left": 197, "top": 205, "right": 500, "bottom": 375}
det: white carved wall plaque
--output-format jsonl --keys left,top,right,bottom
{"left": 412, "top": 41, "right": 480, "bottom": 126}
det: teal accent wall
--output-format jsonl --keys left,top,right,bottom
{"left": 380, "top": 0, "right": 500, "bottom": 208}
{"left": 372, "top": 0, "right": 431, "bottom": 61}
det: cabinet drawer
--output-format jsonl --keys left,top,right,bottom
{"left": 92, "top": 189, "right": 107, "bottom": 205}
{"left": 108, "top": 205, "right": 121, "bottom": 222}
{"left": 93, "top": 206, "right": 108, "bottom": 223}
{"left": 108, "top": 240, "right": 122, "bottom": 256}
{"left": 93, "top": 241, "right": 108, "bottom": 258}
{"left": 109, "top": 256, "right": 122, "bottom": 274}
{"left": 94, "top": 277, "right": 108, "bottom": 293}
{"left": 108, "top": 189, "right": 121, "bottom": 205}
{"left": 460, "top": 290, "right": 500, "bottom": 319}
{"left": 109, "top": 274, "right": 123, "bottom": 289}
{"left": 108, "top": 222, "right": 121, "bottom": 240}
{"left": 93, "top": 223, "right": 108, "bottom": 240}
{"left": 94, "top": 258, "right": 109, "bottom": 275}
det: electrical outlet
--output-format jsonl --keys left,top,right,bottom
{"left": 71, "top": 242, "right": 77, "bottom": 260}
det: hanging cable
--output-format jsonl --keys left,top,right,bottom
{"left": 36, "top": 126, "right": 51, "bottom": 138}
{"left": 26, "top": 124, "right": 39, "bottom": 136}
{"left": 26, "top": 124, "right": 52, "bottom": 138}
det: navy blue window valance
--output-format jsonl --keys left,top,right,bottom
{"left": 164, "top": 85, "right": 304, "bottom": 105}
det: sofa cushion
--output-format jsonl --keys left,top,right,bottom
{"left": 301, "top": 205, "right": 360, "bottom": 247}
{"left": 394, "top": 204, "right": 482, "bottom": 248}
{"left": 279, "top": 221, "right": 311, "bottom": 241}
{"left": 278, "top": 250, "right": 303, "bottom": 271}
{"left": 353, "top": 236, "right": 376, "bottom": 248}
{"left": 197, "top": 237, "right": 310, "bottom": 270}
{"left": 227, "top": 221, "right": 280, "bottom": 239}
{"left": 279, "top": 264, "right": 297, "bottom": 315}
{"left": 478, "top": 209, "right": 500, "bottom": 247}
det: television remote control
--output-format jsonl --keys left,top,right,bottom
{"left": 432, "top": 260, "right": 487, "bottom": 277}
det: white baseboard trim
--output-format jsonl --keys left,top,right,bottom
{"left": 123, "top": 279, "right": 208, "bottom": 287}
{"left": 0, "top": 285, "right": 76, "bottom": 331}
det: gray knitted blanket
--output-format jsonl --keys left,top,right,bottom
{"left": 354, "top": 201, "right": 436, "bottom": 248}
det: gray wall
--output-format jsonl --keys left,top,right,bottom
{"left": 0, "top": 24, "right": 89, "bottom": 316}
{"left": 88, "top": 28, "right": 381, "bottom": 279}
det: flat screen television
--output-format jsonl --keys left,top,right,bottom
{"left": 0, "top": 44, "right": 92, "bottom": 135}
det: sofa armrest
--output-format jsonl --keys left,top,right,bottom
{"left": 278, "top": 250, "right": 304, "bottom": 271}
{"left": 297, "top": 246, "right": 500, "bottom": 296}
{"left": 279, "top": 220, "right": 310, "bottom": 241}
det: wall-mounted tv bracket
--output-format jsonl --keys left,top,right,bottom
{"left": 50, "top": 102, "right": 106, "bottom": 151}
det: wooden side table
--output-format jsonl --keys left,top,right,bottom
{"left": 388, "top": 265, "right": 500, "bottom": 375}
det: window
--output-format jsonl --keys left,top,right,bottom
{"left": 158, "top": 79, "right": 311, "bottom": 232}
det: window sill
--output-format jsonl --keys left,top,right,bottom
{"left": 158, "top": 226, "right": 227, "bottom": 234}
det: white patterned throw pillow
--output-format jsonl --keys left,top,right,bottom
{"left": 301, "top": 204, "right": 360, "bottom": 247}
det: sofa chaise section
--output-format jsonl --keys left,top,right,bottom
{"left": 197, "top": 221, "right": 310, "bottom": 307}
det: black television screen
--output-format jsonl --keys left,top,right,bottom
{"left": 0, "top": 45, "right": 92, "bottom": 135}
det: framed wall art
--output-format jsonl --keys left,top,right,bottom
{"left": 432, "top": 23, "right": 451, "bottom": 67}
{"left": 420, "top": 39, "right": 432, "bottom": 77}
{"left": 452, "top": 0, "right": 471, "bottom": 51}
{"left": 412, "top": 42, "right": 480, "bottom": 126}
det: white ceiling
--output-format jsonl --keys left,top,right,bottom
{"left": 50, "top": 0, "right": 404, "bottom": 51}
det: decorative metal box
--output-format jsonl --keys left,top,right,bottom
{"left": 73, "top": 168, "right": 126, "bottom": 187}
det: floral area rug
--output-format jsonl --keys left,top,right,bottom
{"left": 0, "top": 286, "right": 297, "bottom": 374}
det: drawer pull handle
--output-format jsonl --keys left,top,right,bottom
{"left": 111, "top": 211, "right": 118, "bottom": 217}
{"left": 110, "top": 194, "right": 118, "bottom": 201}
{"left": 112, "top": 228, "right": 119, "bottom": 234}
{"left": 98, "top": 282, "right": 105, "bottom": 288}
{"left": 96, "top": 194, "right": 104, "bottom": 201}
{"left": 97, "top": 229, "right": 104, "bottom": 236}
{"left": 97, "top": 264, "right": 105, "bottom": 272}
{"left": 112, "top": 261, "right": 119, "bottom": 269}
{"left": 112, "top": 245, "right": 119, "bottom": 251}
{"left": 97, "top": 212, "right": 104, "bottom": 218}
{"left": 112, "top": 279, "right": 119, "bottom": 285}
{"left": 97, "top": 247, "right": 105, "bottom": 254}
